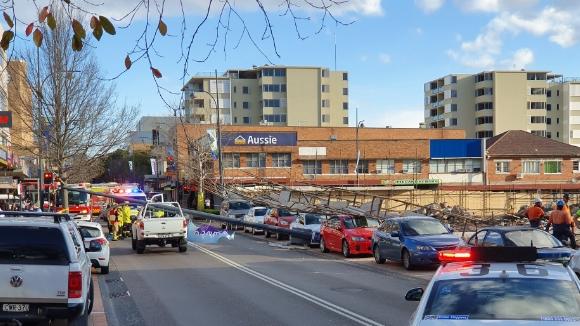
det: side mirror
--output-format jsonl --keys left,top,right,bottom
{"left": 85, "top": 240, "right": 102, "bottom": 253}
{"left": 405, "top": 288, "right": 424, "bottom": 301}
{"left": 390, "top": 231, "right": 400, "bottom": 238}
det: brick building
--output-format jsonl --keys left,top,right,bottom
{"left": 173, "top": 125, "right": 466, "bottom": 187}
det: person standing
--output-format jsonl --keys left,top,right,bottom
{"left": 526, "top": 198, "right": 544, "bottom": 228}
{"left": 546, "top": 199, "right": 576, "bottom": 249}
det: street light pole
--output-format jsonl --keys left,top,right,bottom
{"left": 215, "top": 69, "right": 224, "bottom": 191}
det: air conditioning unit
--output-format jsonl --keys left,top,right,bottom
{"left": 516, "top": 173, "right": 524, "bottom": 179}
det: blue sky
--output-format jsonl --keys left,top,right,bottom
{"left": 52, "top": 0, "right": 580, "bottom": 128}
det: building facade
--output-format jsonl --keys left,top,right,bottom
{"left": 182, "top": 66, "right": 349, "bottom": 127}
{"left": 128, "top": 116, "right": 180, "bottom": 152}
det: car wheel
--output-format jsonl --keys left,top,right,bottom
{"left": 373, "top": 245, "right": 386, "bottom": 264}
{"left": 136, "top": 240, "right": 145, "bottom": 254}
{"left": 402, "top": 249, "right": 414, "bottom": 270}
{"left": 320, "top": 237, "right": 329, "bottom": 253}
{"left": 342, "top": 240, "right": 351, "bottom": 258}
{"left": 179, "top": 238, "right": 188, "bottom": 253}
{"left": 276, "top": 231, "right": 284, "bottom": 241}
{"left": 289, "top": 235, "right": 296, "bottom": 245}
{"left": 244, "top": 227, "right": 249, "bottom": 233}
{"left": 100, "top": 265, "right": 110, "bottom": 274}
{"left": 265, "top": 230, "right": 271, "bottom": 238}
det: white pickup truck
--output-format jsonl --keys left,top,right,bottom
{"left": 130, "top": 198, "right": 188, "bottom": 254}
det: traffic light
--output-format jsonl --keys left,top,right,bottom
{"left": 43, "top": 172, "right": 54, "bottom": 184}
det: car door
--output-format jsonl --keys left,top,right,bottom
{"left": 482, "top": 231, "right": 504, "bottom": 247}
{"left": 324, "top": 216, "right": 339, "bottom": 250}
{"left": 468, "top": 230, "right": 488, "bottom": 246}
{"left": 375, "top": 220, "right": 392, "bottom": 258}
{"left": 385, "top": 221, "right": 402, "bottom": 260}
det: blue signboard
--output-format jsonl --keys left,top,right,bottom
{"left": 221, "top": 132, "right": 297, "bottom": 146}
{"left": 430, "top": 139, "right": 483, "bottom": 158}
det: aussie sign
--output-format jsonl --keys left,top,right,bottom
{"left": 221, "top": 132, "right": 297, "bottom": 146}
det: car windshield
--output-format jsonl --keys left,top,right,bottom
{"left": 401, "top": 219, "right": 449, "bottom": 236}
{"left": 504, "top": 230, "right": 562, "bottom": 248}
{"left": 305, "top": 214, "right": 323, "bottom": 225}
{"left": 0, "top": 226, "right": 69, "bottom": 265}
{"left": 278, "top": 209, "right": 296, "bottom": 217}
{"left": 254, "top": 208, "right": 268, "bottom": 216}
{"left": 344, "top": 217, "right": 368, "bottom": 229}
{"left": 229, "top": 202, "right": 251, "bottom": 210}
{"left": 424, "top": 278, "right": 580, "bottom": 321}
{"left": 367, "top": 218, "right": 380, "bottom": 228}
{"left": 78, "top": 226, "right": 101, "bottom": 238}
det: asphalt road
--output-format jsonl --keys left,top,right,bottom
{"left": 99, "top": 232, "right": 431, "bottom": 326}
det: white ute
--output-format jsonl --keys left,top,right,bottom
{"left": 131, "top": 196, "right": 188, "bottom": 254}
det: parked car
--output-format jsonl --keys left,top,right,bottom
{"left": 0, "top": 212, "right": 95, "bottom": 324}
{"left": 372, "top": 216, "right": 463, "bottom": 270}
{"left": 264, "top": 208, "right": 297, "bottom": 240}
{"left": 320, "top": 215, "right": 374, "bottom": 257}
{"left": 220, "top": 199, "right": 253, "bottom": 230}
{"left": 243, "top": 207, "right": 270, "bottom": 235}
{"left": 289, "top": 213, "right": 326, "bottom": 247}
{"left": 76, "top": 221, "right": 110, "bottom": 274}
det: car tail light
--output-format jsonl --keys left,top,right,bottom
{"left": 139, "top": 221, "right": 144, "bottom": 230}
{"left": 95, "top": 238, "right": 107, "bottom": 246}
{"left": 438, "top": 250, "right": 472, "bottom": 262}
{"left": 68, "top": 271, "right": 82, "bottom": 299}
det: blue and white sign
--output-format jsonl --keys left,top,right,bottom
{"left": 221, "top": 132, "right": 297, "bottom": 146}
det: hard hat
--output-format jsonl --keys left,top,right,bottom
{"left": 557, "top": 199, "right": 565, "bottom": 207}
{"left": 534, "top": 198, "right": 542, "bottom": 204}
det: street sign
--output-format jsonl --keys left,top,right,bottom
{"left": 0, "top": 112, "right": 12, "bottom": 128}
{"left": 221, "top": 132, "right": 297, "bottom": 146}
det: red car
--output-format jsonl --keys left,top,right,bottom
{"left": 264, "top": 208, "right": 297, "bottom": 241}
{"left": 320, "top": 215, "right": 374, "bottom": 257}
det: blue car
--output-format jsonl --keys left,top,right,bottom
{"left": 372, "top": 216, "right": 463, "bottom": 270}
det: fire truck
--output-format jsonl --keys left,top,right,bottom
{"left": 90, "top": 182, "right": 120, "bottom": 215}
{"left": 56, "top": 183, "right": 93, "bottom": 221}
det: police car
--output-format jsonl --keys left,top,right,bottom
{"left": 405, "top": 247, "right": 580, "bottom": 325}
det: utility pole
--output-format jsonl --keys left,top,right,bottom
{"left": 215, "top": 69, "right": 224, "bottom": 192}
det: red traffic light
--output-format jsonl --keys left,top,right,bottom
{"left": 43, "top": 172, "right": 54, "bottom": 184}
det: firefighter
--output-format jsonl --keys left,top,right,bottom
{"left": 108, "top": 206, "right": 119, "bottom": 241}
{"left": 117, "top": 202, "right": 131, "bottom": 239}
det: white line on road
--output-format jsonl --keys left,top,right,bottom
{"left": 188, "top": 242, "right": 384, "bottom": 326}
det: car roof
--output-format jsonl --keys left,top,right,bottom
{"left": 477, "top": 226, "right": 538, "bottom": 233}
{"left": 436, "top": 261, "right": 573, "bottom": 282}
{"left": 75, "top": 221, "right": 102, "bottom": 229}
{"left": 0, "top": 216, "right": 63, "bottom": 228}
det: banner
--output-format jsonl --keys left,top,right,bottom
{"left": 206, "top": 129, "right": 218, "bottom": 159}
{"left": 187, "top": 223, "right": 234, "bottom": 244}
{"left": 221, "top": 132, "right": 297, "bottom": 146}
{"left": 150, "top": 158, "right": 157, "bottom": 176}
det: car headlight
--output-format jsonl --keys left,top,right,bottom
{"left": 351, "top": 236, "right": 366, "bottom": 242}
{"left": 80, "top": 210, "right": 88, "bottom": 214}
{"left": 416, "top": 245, "right": 434, "bottom": 251}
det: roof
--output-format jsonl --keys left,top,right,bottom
{"left": 486, "top": 130, "right": 580, "bottom": 158}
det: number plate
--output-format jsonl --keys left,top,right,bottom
{"left": 158, "top": 234, "right": 171, "bottom": 238}
{"left": 2, "top": 304, "right": 29, "bottom": 312}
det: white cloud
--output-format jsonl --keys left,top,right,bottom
{"left": 501, "top": 48, "right": 534, "bottom": 69}
{"left": 415, "top": 0, "right": 445, "bottom": 13}
{"left": 378, "top": 53, "right": 391, "bottom": 64}
{"left": 455, "top": 0, "right": 539, "bottom": 13}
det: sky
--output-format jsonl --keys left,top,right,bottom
{"left": 18, "top": 0, "right": 580, "bottom": 129}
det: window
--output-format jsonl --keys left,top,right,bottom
{"left": 450, "top": 118, "right": 458, "bottom": 126}
{"left": 243, "top": 117, "right": 250, "bottom": 124}
{"left": 321, "top": 85, "right": 330, "bottom": 93}
{"left": 274, "top": 68, "right": 286, "bottom": 77}
{"left": 475, "top": 88, "right": 493, "bottom": 96}
{"left": 547, "top": 118, "right": 551, "bottom": 125}
{"left": 303, "top": 160, "right": 321, "bottom": 174}
{"left": 342, "top": 72, "right": 348, "bottom": 80}
{"left": 321, "top": 99, "right": 330, "bottom": 107}
{"left": 272, "top": 153, "right": 291, "bottom": 167}
{"left": 547, "top": 90, "right": 552, "bottom": 97}
{"left": 451, "top": 90, "right": 457, "bottom": 98}
{"left": 530, "top": 116, "right": 545, "bottom": 124}
{"left": 547, "top": 104, "right": 552, "bottom": 111}
{"left": 483, "top": 231, "right": 504, "bottom": 247}
{"left": 557, "top": 132, "right": 560, "bottom": 138}
{"left": 544, "top": 160, "right": 562, "bottom": 174}
{"left": 557, "top": 104, "right": 560, "bottom": 110}
{"left": 321, "top": 69, "right": 330, "bottom": 77}
{"left": 246, "top": 153, "right": 266, "bottom": 168}
{"left": 557, "top": 90, "right": 560, "bottom": 96}
{"left": 264, "top": 99, "right": 281, "bottom": 107}
{"left": 531, "top": 130, "right": 546, "bottom": 137}
{"left": 522, "top": 160, "right": 540, "bottom": 174}
{"left": 329, "top": 160, "right": 348, "bottom": 174}
{"left": 356, "top": 160, "right": 369, "bottom": 174}
{"left": 451, "top": 76, "right": 457, "bottom": 84}
{"left": 451, "top": 104, "right": 458, "bottom": 112}
{"left": 376, "top": 160, "right": 395, "bottom": 174}
{"left": 343, "top": 117, "right": 349, "bottom": 125}
{"left": 477, "top": 131, "right": 494, "bottom": 138}
{"left": 475, "top": 102, "right": 493, "bottom": 111}
{"left": 429, "top": 159, "right": 482, "bottom": 173}
{"left": 574, "top": 160, "right": 580, "bottom": 172}
{"left": 263, "top": 84, "right": 281, "bottom": 92}
{"left": 530, "top": 88, "right": 545, "bottom": 95}
{"left": 263, "top": 114, "right": 287, "bottom": 123}
{"left": 343, "top": 88, "right": 348, "bottom": 95}
{"left": 262, "top": 68, "right": 274, "bottom": 77}
{"left": 557, "top": 118, "right": 560, "bottom": 124}
{"left": 233, "top": 86, "right": 237, "bottom": 93}
{"left": 527, "top": 73, "right": 547, "bottom": 80}
{"left": 281, "top": 84, "right": 286, "bottom": 92}
{"left": 403, "top": 160, "right": 421, "bottom": 174}
{"left": 242, "top": 86, "right": 249, "bottom": 94}
{"left": 243, "top": 101, "right": 249, "bottom": 109}
{"left": 495, "top": 161, "right": 510, "bottom": 173}
{"left": 224, "top": 153, "right": 240, "bottom": 168}
{"left": 234, "top": 117, "right": 238, "bottom": 123}
{"left": 475, "top": 116, "right": 493, "bottom": 125}
{"left": 547, "top": 132, "right": 552, "bottom": 138}
{"left": 343, "top": 102, "right": 349, "bottom": 110}
{"left": 321, "top": 114, "right": 330, "bottom": 123}
{"left": 475, "top": 72, "right": 493, "bottom": 82}
{"left": 528, "top": 102, "right": 545, "bottom": 110}
{"left": 233, "top": 102, "right": 237, "bottom": 109}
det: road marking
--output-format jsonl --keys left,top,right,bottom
{"left": 189, "top": 242, "right": 384, "bottom": 326}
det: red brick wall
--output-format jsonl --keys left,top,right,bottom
{"left": 486, "top": 157, "right": 580, "bottom": 184}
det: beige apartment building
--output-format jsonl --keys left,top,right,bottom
{"left": 182, "top": 66, "right": 349, "bottom": 127}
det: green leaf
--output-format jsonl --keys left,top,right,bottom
{"left": 92, "top": 22, "right": 103, "bottom": 41}
{"left": 47, "top": 13, "right": 56, "bottom": 30}
{"left": 3, "top": 12, "right": 13, "bottom": 28}
{"left": 158, "top": 19, "right": 167, "bottom": 36}
{"left": 72, "top": 19, "right": 86, "bottom": 39}
{"left": 72, "top": 34, "right": 83, "bottom": 51}
{"left": 33, "top": 28, "right": 43, "bottom": 47}
{"left": 0, "top": 30, "right": 13, "bottom": 51}
{"left": 99, "top": 16, "right": 115, "bottom": 35}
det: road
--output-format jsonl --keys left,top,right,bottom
{"left": 97, "top": 231, "right": 432, "bottom": 326}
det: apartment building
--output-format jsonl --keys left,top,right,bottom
{"left": 182, "top": 66, "right": 349, "bottom": 127}
{"left": 548, "top": 78, "right": 580, "bottom": 146}
{"left": 424, "top": 70, "right": 555, "bottom": 139}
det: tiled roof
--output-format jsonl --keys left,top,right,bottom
{"left": 486, "top": 130, "right": 580, "bottom": 157}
